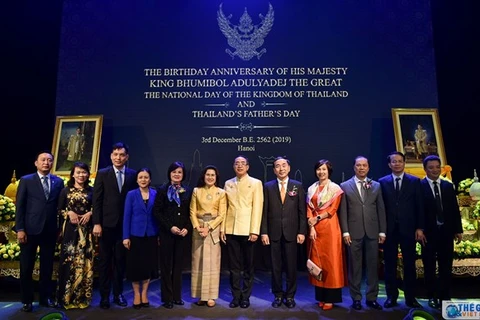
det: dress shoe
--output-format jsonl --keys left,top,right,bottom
{"left": 133, "top": 303, "right": 141, "bottom": 309}
{"left": 207, "top": 299, "right": 216, "bottom": 307}
{"left": 163, "top": 301, "right": 173, "bottom": 309}
{"left": 240, "top": 299, "right": 250, "bottom": 308}
{"left": 352, "top": 300, "right": 362, "bottom": 310}
{"left": 322, "top": 303, "right": 333, "bottom": 310}
{"left": 229, "top": 299, "right": 240, "bottom": 308}
{"left": 406, "top": 299, "right": 423, "bottom": 308}
{"left": 195, "top": 300, "right": 206, "bottom": 306}
{"left": 272, "top": 297, "right": 282, "bottom": 308}
{"left": 21, "top": 303, "right": 33, "bottom": 312}
{"left": 113, "top": 294, "right": 127, "bottom": 307}
{"left": 428, "top": 298, "right": 440, "bottom": 309}
{"left": 384, "top": 298, "right": 398, "bottom": 308}
{"left": 366, "top": 300, "right": 383, "bottom": 310}
{"left": 284, "top": 298, "right": 296, "bottom": 309}
{"left": 173, "top": 300, "right": 184, "bottom": 305}
{"left": 100, "top": 299, "right": 110, "bottom": 309}
{"left": 39, "top": 298, "right": 56, "bottom": 308}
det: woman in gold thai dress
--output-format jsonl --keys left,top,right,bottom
{"left": 56, "top": 162, "right": 94, "bottom": 309}
{"left": 190, "top": 165, "right": 226, "bottom": 307}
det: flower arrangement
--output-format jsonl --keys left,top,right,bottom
{"left": 0, "top": 243, "right": 61, "bottom": 261}
{"left": 472, "top": 201, "right": 480, "bottom": 219}
{"left": 454, "top": 240, "right": 480, "bottom": 259}
{"left": 0, "top": 243, "right": 20, "bottom": 261}
{"left": 363, "top": 178, "right": 373, "bottom": 190}
{"left": 0, "top": 195, "right": 16, "bottom": 222}
{"left": 288, "top": 185, "right": 298, "bottom": 196}
{"left": 457, "top": 178, "right": 474, "bottom": 196}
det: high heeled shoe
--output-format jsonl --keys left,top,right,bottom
{"left": 318, "top": 302, "right": 325, "bottom": 308}
{"left": 207, "top": 300, "right": 216, "bottom": 307}
{"left": 323, "top": 303, "right": 334, "bottom": 310}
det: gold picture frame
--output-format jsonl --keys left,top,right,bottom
{"left": 391, "top": 108, "right": 447, "bottom": 168}
{"left": 51, "top": 115, "right": 103, "bottom": 176}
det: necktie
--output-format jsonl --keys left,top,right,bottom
{"left": 359, "top": 181, "right": 366, "bottom": 201}
{"left": 395, "top": 177, "right": 401, "bottom": 198}
{"left": 42, "top": 176, "right": 50, "bottom": 199}
{"left": 433, "top": 181, "right": 444, "bottom": 223}
{"left": 116, "top": 170, "right": 123, "bottom": 192}
{"left": 280, "top": 181, "right": 286, "bottom": 204}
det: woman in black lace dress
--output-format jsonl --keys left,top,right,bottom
{"left": 56, "top": 162, "right": 94, "bottom": 309}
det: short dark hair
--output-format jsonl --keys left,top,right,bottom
{"left": 423, "top": 155, "right": 441, "bottom": 168}
{"left": 354, "top": 155, "right": 368, "bottom": 165}
{"left": 67, "top": 161, "right": 91, "bottom": 188}
{"left": 234, "top": 155, "right": 249, "bottom": 165}
{"left": 197, "top": 165, "right": 220, "bottom": 187}
{"left": 387, "top": 151, "right": 405, "bottom": 163}
{"left": 273, "top": 156, "right": 290, "bottom": 166}
{"left": 167, "top": 161, "right": 185, "bottom": 182}
{"left": 112, "top": 142, "right": 129, "bottom": 154}
{"left": 35, "top": 150, "right": 54, "bottom": 161}
{"left": 314, "top": 159, "right": 333, "bottom": 178}
{"left": 136, "top": 167, "right": 152, "bottom": 181}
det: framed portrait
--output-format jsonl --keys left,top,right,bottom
{"left": 51, "top": 115, "right": 103, "bottom": 176}
{"left": 391, "top": 108, "right": 446, "bottom": 168}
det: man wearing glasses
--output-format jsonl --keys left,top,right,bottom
{"left": 221, "top": 156, "right": 263, "bottom": 309}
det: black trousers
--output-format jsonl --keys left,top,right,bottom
{"left": 19, "top": 229, "right": 57, "bottom": 304}
{"left": 383, "top": 224, "right": 417, "bottom": 302}
{"left": 226, "top": 234, "right": 255, "bottom": 300}
{"left": 422, "top": 225, "right": 454, "bottom": 300}
{"left": 97, "top": 226, "right": 126, "bottom": 299}
{"left": 270, "top": 235, "right": 297, "bottom": 299}
{"left": 159, "top": 232, "right": 186, "bottom": 302}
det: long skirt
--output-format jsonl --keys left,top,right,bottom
{"left": 57, "top": 223, "right": 94, "bottom": 309}
{"left": 191, "top": 225, "right": 221, "bottom": 300}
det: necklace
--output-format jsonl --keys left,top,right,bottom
{"left": 205, "top": 186, "right": 214, "bottom": 200}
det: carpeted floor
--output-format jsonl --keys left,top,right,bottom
{"left": 0, "top": 270, "right": 465, "bottom": 320}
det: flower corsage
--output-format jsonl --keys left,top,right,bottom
{"left": 363, "top": 178, "right": 373, "bottom": 190}
{"left": 288, "top": 185, "right": 298, "bottom": 196}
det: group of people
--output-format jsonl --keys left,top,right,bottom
{"left": 14, "top": 143, "right": 463, "bottom": 313}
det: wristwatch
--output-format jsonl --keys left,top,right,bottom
{"left": 317, "top": 215, "right": 322, "bottom": 221}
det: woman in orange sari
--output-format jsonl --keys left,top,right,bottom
{"left": 307, "top": 159, "right": 346, "bottom": 310}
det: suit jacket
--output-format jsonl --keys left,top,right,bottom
{"left": 153, "top": 183, "right": 192, "bottom": 233}
{"left": 420, "top": 178, "right": 462, "bottom": 236}
{"left": 339, "top": 177, "right": 387, "bottom": 239}
{"left": 15, "top": 172, "right": 64, "bottom": 235}
{"left": 260, "top": 179, "right": 307, "bottom": 242}
{"left": 123, "top": 187, "right": 158, "bottom": 239}
{"left": 222, "top": 174, "right": 264, "bottom": 236}
{"left": 379, "top": 173, "right": 424, "bottom": 239}
{"left": 92, "top": 166, "right": 137, "bottom": 228}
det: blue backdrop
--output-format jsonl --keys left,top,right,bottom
{"left": 55, "top": 0, "right": 438, "bottom": 187}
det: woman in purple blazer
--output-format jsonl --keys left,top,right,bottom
{"left": 123, "top": 168, "right": 159, "bottom": 309}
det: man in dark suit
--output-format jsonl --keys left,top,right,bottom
{"left": 92, "top": 142, "right": 137, "bottom": 309}
{"left": 379, "top": 151, "right": 425, "bottom": 308}
{"left": 420, "top": 155, "right": 463, "bottom": 309}
{"left": 260, "top": 157, "right": 306, "bottom": 309}
{"left": 15, "top": 151, "right": 64, "bottom": 312}
{"left": 339, "top": 156, "right": 386, "bottom": 311}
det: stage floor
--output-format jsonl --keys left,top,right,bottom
{"left": 2, "top": 270, "right": 475, "bottom": 320}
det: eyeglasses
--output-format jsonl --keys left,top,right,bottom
{"left": 234, "top": 162, "right": 248, "bottom": 167}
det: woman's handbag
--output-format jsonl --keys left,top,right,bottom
{"left": 307, "top": 241, "right": 323, "bottom": 281}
